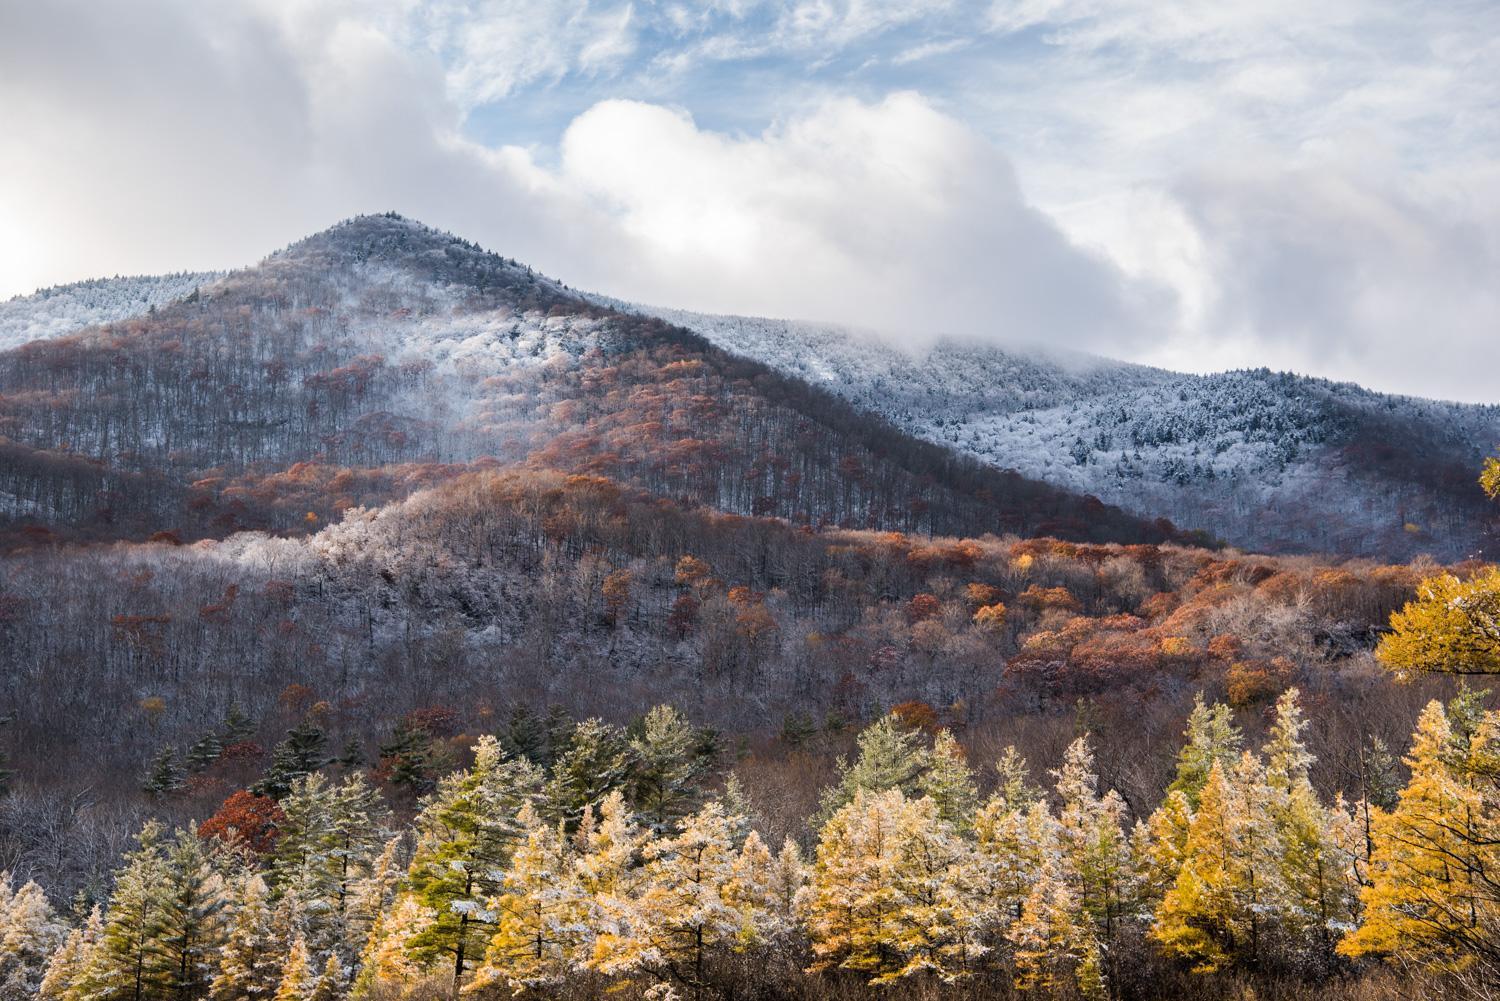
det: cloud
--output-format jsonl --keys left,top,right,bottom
{"left": 1169, "top": 160, "right": 1500, "bottom": 401}
{"left": 555, "top": 94, "right": 1149, "bottom": 346}
{"left": 2, "top": 0, "right": 1499, "bottom": 401}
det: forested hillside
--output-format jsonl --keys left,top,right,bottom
{"left": 0, "top": 215, "right": 1173, "bottom": 548}
{"left": 629, "top": 308, "right": 1500, "bottom": 561}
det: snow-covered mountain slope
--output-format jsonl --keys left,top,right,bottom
{"left": 0, "top": 272, "right": 221, "bottom": 350}
{"left": 4, "top": 216, "right": 1495, "bottom": 559}
{"left": 610, "top": 307, "right": 1500, "bottom": 560}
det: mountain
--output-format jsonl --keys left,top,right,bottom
{"left": 0, "top": 214, "right": 1170, "bottom": 547}
{"left": 611, "top": 307, "right": 1500, "bottom": 561}
{"left": 7, "top": 216, "right": 1493, "bottom": 561}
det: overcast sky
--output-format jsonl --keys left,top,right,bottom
{"left": 2, "top": 1, "right": 1497, "bottom": 402}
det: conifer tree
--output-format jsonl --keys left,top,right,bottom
{"left": 308, "top": 954, "right": 343, "bottom": 1001}
{"left": 1133, "top": 789, "right": 1193, "bottom": 909}
{"left": 1052, "top": 737, "right": 1135, "bottom": 959}
{"left": 1167, "top": 695, "right": 1241, "bottom": 809}
{"left": 1007, "top": 857, "right": 1105, "bottom": 999}
{"left": 272, "top": 936, "right": 316, "bottom": 1001}
{"left": 74, "top": 822, "right": 173, "bottom": 1001}
{"left": 350, "top": 896, "right": 433, "bottom": 1000}
{"left": 468, "top": 804, "right": 584, "bottom": 995}
{"left": 255, "top": 722, "right": 330, "bottom": 800}
{"left": 1340, "top": 699, "right": 1500, "bottom": 972}
{"left": 924, "top": 730, "right": 979, "bottom": 828}
{"left": 155, "top": 827, "right": 228, "bottom": 1000}
{"left": 1262, "top": 689, "right": 1358, "bottom": 966}
{"left": 143, "top": 747, "right": 186, "bottom": 799}
{"left": 0, "top": 875, "right": 65, "bottom": 999}
{"left": 816, "top": 715, "right": 929, "bottom": 823}
{"left": 974, "top": 792, "right": 1057, "bottom": 938}
{"left": 1153, "top": 754, "right": 1283, "bottom": 971}
{"left": 547, "top": 718, "right": 633, "bottom": 826}
{"left": 594, "top": 801, "right": 745, "bottom": 998}
{"left": 805, "top": 788, "right": 982, "bottom": 985}
{"left": 628, "top": 705, "right": 711, "bottom": 833}
{"left": 212, "top": 874, "right": 283, "bottom": 1001}
{"left": 404, "top": 735, "right": 542, "bottom": 990}
{"left": 39, "top": 904, "right": 101, "bottom": 1001}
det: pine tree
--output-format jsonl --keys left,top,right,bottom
{"left": 404, "top": 735, "right": 542, "bottom": 991}
{"left": 143, "top": 747, "right": 186, "bottom": 799}
{"left": 1167, "top": 694, "right": 1241, "bottom": 809}
{"left": 272, "top": 936, "right": 316, "bottom": 1001}
{"left": 547, "top": 718, "right": 633, "bottom": 826}
{"left": 1133, "top": 789, "right": 1193, "bottom": 909}
{"left": 350, "top": 895, "right": 433, "bottom": 1000}
{"left": 0, "top": 874, "right": 65, "bottom": 999}
{"left": 725, "top": 830, "right": 805, "bottom": 945}
{"left": 805, "top": 788, "right": 983, "bottom": 985}
{"left": 39, "top": 904, "right": 101, "bottom": 1001}
{"left": 212, "top": 874, "right": 283, "bottom": 1001}
{"left": 923, "top": 730, "right": 979, "bottom": 828}
{"left": 155, "top": 827, "right": 228, "bottom": 1000}
{"left": 1051, "top": 737, "right": 1135, "bottom": 962}
{"left": 255, "top": 721, "right": 330, "bottom": 800}
{"left": 221, "top": 703, "right": 257, "bottom": 746}
{"left": 269, "top": 773, "right": 388, "bottom": 961}
{"left": 594, "top": 801, "right": 746, "bottom": 998}
{"left": 628, "top": 705, "right": 711, "bottom": 834}
{"left": 74, "top": 822, "right": 173, "bottom": 1001}
{"left": 187, "top": 732, "right": 225, "bottom": 773}
{"left": 1340, "top": 699, "right": 1500, "bottom": 972}
{"left": 468, "top": 804, "right": 584, "bottom": 995}
{"left": 308, "top": 954, "right": 343, "bottom": 1001}
{"left": 1262, "top": 689, "right": 1358, "bottom": 967}
{"left": 1153, "top": 754, "right": 1283, "bottom": 972}
{"left": 815, "top": 714, "right": 929, "bottom": 823}
{"left": 1007, "top": 857, "right": 1105, "bottom": 999}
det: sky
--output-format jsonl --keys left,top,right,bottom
{"left": 1, "top": 1, "right": 1498, "bottom": 402}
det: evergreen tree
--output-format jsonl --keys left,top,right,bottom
{"left": 143, "top": 747, "right": 186, "bottom": 799}
{"left": 0, "top": 874, "right": 65, "bottom": 999}
{"left": 39, "top": 904, "right": 101, "bottom": 1001}
{"left": 1340, "top": 699, "right": 1500, "bottom": 973}
{"left": 255, "top": 722, "right": 329, "bottom": 800}
{"left": 547, "top": 718, "right": 633, "bottom": 826}
{"left": 1167, "top": 695, "right": 1241, "bottom": 809}
{"left": 186, "top": 732, "right": 224, "bottom": 773}
{"left": 816, "top": 714, "right": 930, "bottom": 823}
{"left": 594, "top": 801, "right": 745, "bottom": 998}
{"left": 220, "top": 703, "right": 256, "bottom": 746}
{"left": 1052, "top": 737, "right": 1135, "bottom": 962}
{"left": 468, "top": 804, "right": 584, "bottom": 995}
{"left": 74, "top": 822, "right": 173, "bottom": 1001}
{"left": 155, "top": 827, "right": 228, "bottom": 1000}
{"left": 1007, "top": 857, "right": 1106, "bottom": 999}
{"left": 1153, "top": 754, "right": 1283, "bottom": 971}
{"left": 923, "top": 730, "right": 979, "bottom": 828}
{"left": 1133, "top": 789, "right": 1193, "bottom": 909}
{"left": 211, "top": 874, "right": 282, "bottom": 1001}
{"left": 403, "top": 735, "right": 542, "bottom": 991}
{"left": 628, "top": 705, "right": 711, "bottom": 833}
{"left": 271, "top": 936, "right": 315, "bottom": 1001}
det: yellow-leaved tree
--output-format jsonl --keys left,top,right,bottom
{"left": 1339, "top": 697, "right": 1500, "bottom": 982}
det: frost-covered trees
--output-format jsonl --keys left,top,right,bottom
{"left": 17, "top": 694, "right": 1500, "bottom": 999}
